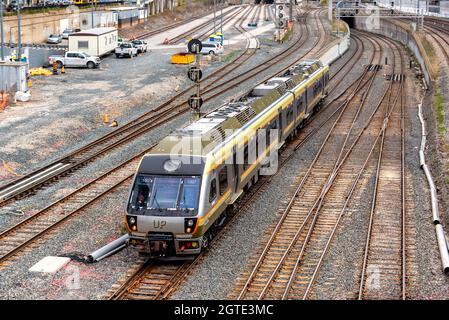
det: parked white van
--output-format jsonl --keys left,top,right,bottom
{"left": 186, "top": 42, "right": 223, "bottom": 55}
{"left": 201, "top": 42, "right": 223, "bottom": 55}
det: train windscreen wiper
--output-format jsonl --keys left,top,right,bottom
{"left": 152, "top": 190, "right": 163, "bottom": 212}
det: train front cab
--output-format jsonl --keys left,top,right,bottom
{"left": 125, "top": 155, "right": 208, "bottom": 258}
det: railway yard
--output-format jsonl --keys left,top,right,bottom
{"left": 1, "top": 0, "right": 449, "bottom": 304}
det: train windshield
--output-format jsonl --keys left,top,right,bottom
{"left": 128, "top": 175, "right": 201, "bottom": 214}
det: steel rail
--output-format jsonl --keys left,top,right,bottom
{"left": 236, "top": 32, "right": 382, "bottom": 300}
{"left": 0, "top": 8, "right": 319, "bottom": 268}
{"left": 357, "top": 34, "right": 406, "bottom": 300}
{"left": 256, "top": 51, "right": 381, "bottom": 300}
{"left": 0, "top": 7, "right": 312, "bottom": 205}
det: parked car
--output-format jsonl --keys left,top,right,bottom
{"left": 47, "top": 34, "right": 62, "bottom": 44}
{"left": 202, "top": 42, "right": 223, "bottom": 55}
{"left": 187, "top": 42, "right": 223, "bottom": 55}
{"left": 131, "top": 40, "right": 148, "bottom": 54}
{"left": 61, "top": 28, "right": 80, "bottom": 39}
{"left": 48, "top": 51, "right": 100, "bottom": 69}
{"left": 115, "top": 42, "right": 138, "bottom": 58}
{"left": 46, "top": 0, "right": 60, "bottom": 6}
{"left": 7, "top": 0, "right": 19, "bottom": 11}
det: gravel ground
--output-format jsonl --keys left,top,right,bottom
{"left": 171, "top": 13, "right": 362, "bottom": 301}
{"left": 6, "top": 7, "right": 445, "bottom": 301}
{"left": 0, "top": 4, "right": 297, "bottom": 231}
{"left": 173, "top": 30, "right": 449, "bottom": 300}
{"left": 0, "top": 5, "right": 329, "bottom": 300}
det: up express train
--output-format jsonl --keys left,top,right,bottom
{"left": 124, "top": 59, "right": 329, "bottom": 258}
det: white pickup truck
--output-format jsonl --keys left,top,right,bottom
{"left": 115, "top": 42, "right": 138, "bottom": 58}
{"left": 131, "top": 40, "right": 148, "bottom": 54}
{"left": 48, "top": 51, "right": 101, "bottom": 69}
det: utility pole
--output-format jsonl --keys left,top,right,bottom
{"left": 213, "top": 0, "right": 216, "bottom": 34}
{"left": 0, "top": 0, "right": 4, "bottom": 95}
{"left": 289, "top": 0, "right": 292, "bottom": 22}
{"left": 91, "top": 0, "right": 94, "bottom": 29}
{"left": 17, "top": 0, "right": 22, "bottom": 61}
{"left": 328, "top": 0, "right": 332, "bottom": 21}
{"left": 220, "top": 0, "right": 222, "bottom": 34}
{"left": 0, "top": 0, "right": 4, "bottom": 61}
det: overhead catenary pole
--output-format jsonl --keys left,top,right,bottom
{"left": 91, "top": 0, "right": 94, "bottom": 28}
{"left": 0, "top": 0, "right": 5, "bottom": 61}
{"left": 0, "top": 0, "right": 4, "bottom": 95}
{"left": 17, "top": 0, "right": 21, "bottom": 62}
{"left": 213, "top": 0, "right": 216, "bottom": 34}
{"left": 289, "top": 0, "right": 292, "bottom": 22}
{"left": 220, "top": 0, "right": 223, "bottom": 34}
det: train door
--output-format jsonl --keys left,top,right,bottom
{"left": 232, "top": 147, "right": 239, "bottom": 193}
{"left": 278, "top": 110, "right": 283, "bottom": 142}
{"left": 304, "top": 86, "right": 310, "bottom": 115}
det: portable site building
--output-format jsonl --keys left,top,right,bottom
{"left": 68, "top": 27, "right": 118, "bottom": 57}
{"left": 109, "top": 7, "right": 148, "bottom": 28}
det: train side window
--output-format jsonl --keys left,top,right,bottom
{"left": 209, "top": 178, "right": 217, "bottom": 203}
{"left": 287, "top": 108, "right": 294, "bottom": 124}
{"left": 243, "top": 145, "right": 250, "bottom": 170}
{"left": 219, "top": 167, "right": 228, "bottom": 195}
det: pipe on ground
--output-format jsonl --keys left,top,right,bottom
{"left": 418, "top": 100, "right": 449, "bottom": 274}
{"left": 87, "top": 234, "right": 129, "bottom": 263}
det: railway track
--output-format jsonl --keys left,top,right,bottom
{"left": 169, "top": 5, "right": 244, "bottom": 44}
{"left": 105, "top": 16, "right": 381, "bottom": 301}
{"left": 356, "top": 32, "right": 408, "bottom": 300}
{"left": 0, "top": 8, "right": 325, "bottom": 270}
{"left": 0, "top": 7, "right": 257, "bottom": 206}
{"left": 232, "top": 31, "right": 411, "bottom": 300}
{"left": 131, "top": 8, "right": 231, "bottom": 42}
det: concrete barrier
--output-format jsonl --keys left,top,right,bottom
{"left": 319, "top": 21, "right": 351, "bottom": 66}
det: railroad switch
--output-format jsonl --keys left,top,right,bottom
{"left": 367, "top": 64, "right": 382, "bottom": 71}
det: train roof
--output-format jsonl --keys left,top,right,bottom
{"left": 148, "top": 59, "right": 325, "bottom": 158}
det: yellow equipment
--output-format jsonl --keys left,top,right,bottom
{"left": 29, "top": 67, "right": 53, "bottom": 76}
{"left": 171, "top": 53, "right": 195, "bottom": 64}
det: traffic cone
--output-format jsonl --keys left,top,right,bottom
{"left": 103, "top": 114, "right": 109, "bottom": 123}
{"left": 109, "top": 120, "right": 118, "bottom": 127}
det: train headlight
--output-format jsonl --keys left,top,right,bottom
{"left": 127, "top": 215, "right": 137, "bottom": 232}
{"left": 184, "top": 218, "right": 197, "bottom": 233}
{"left": 163, "top": 159, "right": 182, "bottom": 172}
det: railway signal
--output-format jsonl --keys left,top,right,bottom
{"left": 187, "top": 66, "right": 203, "bottom": 83}
{"left": 188, "top": 94, "right": 203, "bottom": 111}
{"left": 187, "top": 39, "right": 203, "bottom": 119}
{"left": 187, "top": 38, "right": 202, "bottom": 54}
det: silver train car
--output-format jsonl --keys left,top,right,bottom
{"left": 124, "top": 59, "right": 330, "bottom": 258}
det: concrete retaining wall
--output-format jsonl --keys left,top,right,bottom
{"left": 320, "top": 31, "right": 351, "bottom": 66}
{"left": 319, "top": 21, "right": 351, "bottom": 66}
{"left": 354, "top": 17, "right": 431, "bottom": 85}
